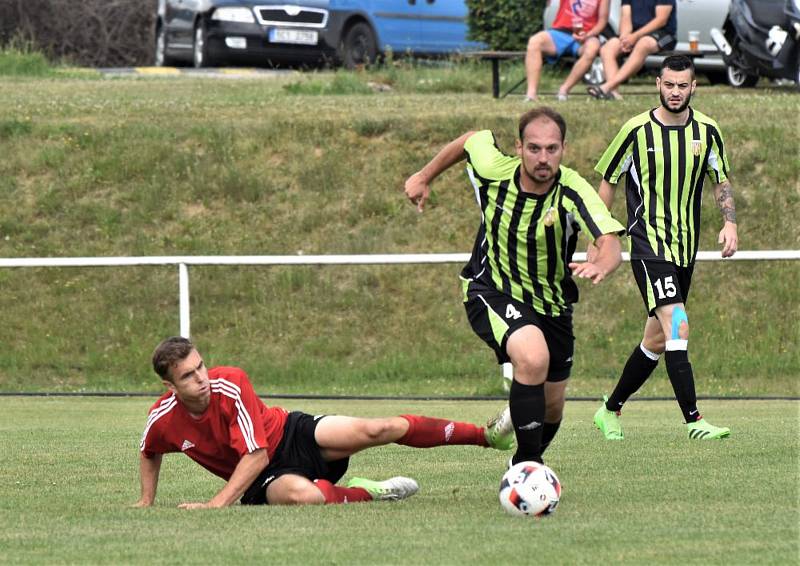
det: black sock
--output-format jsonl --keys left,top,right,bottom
{"left": 540, "top": 421, "right": 561, "bottom": 455}
{"left": 665, "top": 349, "right": 700, "bottom": 422}
{"left": 606, "top": 344, "right": 659, "bottom": 412}
{"left": 509, "top": 379, "right": 545, "bottom": 464}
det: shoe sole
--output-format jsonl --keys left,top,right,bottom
{"left": 688, "top": 429, "right": 730, "bottom": 439}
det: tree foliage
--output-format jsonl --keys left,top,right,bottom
{"left": 466, "top": 0, "right": 547, "bottom": 51}
{"left": 0, "top": 0, "right": 155, "bottom": 67}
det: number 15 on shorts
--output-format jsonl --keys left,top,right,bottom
{"left": 653, "top": 276, "right": 677, "bottom": 300}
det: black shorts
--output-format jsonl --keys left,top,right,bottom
{"left": 631, "top": 259, "right": 694, "bottom": 317}
{"left": 463, "top": 279, "right": 574, "bottom": 382}
{"left": 240, "top": 411, "right": 349, "bottom": 505}
{"left": 648, "top": 29, "right": 677, "bottom": 51}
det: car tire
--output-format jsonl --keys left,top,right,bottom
{"left": 726, "top": 65, "right": 758, "bottom": 88}
{"left": 193, "top": 21, "right": 216, "bottom": 68}
{"left": 796, "top": 61, "right": 800, "bottom": 91}
{"left": 705, "top": 71, "right": 728, "bottom": 85}
{"left": 341, "top": 22, "right": 378, "bottom": 69}
{"left": 154, "top": 24, "right": 175, "bottom": 67}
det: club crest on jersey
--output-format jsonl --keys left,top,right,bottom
{"left": 542, "top": 207, "right": 556, "bottom": 227}
{"left": 181, "top": 439, "right": 195, "bottom": 451}
{"left": 691, "top": 139, "right": 703, "bottom": 156}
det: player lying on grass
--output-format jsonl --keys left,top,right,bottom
{"left": 135, "top": 337, "right": 515, "bottom": 509}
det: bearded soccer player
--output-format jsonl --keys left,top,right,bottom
{"left": 592, "top": 55, "right": 738, "bottom": 440}
{"left": 404, "top": 107, "right": 624, "bottom": 465}
{"left": 135, "top": 337, "right": 515, "bottom": 508}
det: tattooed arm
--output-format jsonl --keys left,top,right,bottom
{"left": 714, "top": 180, "right": 738, "bottom": 258}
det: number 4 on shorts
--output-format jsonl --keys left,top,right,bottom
{"left": 505, "top": 304, "right": 522, "bottom": 320}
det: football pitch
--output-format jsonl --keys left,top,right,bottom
{"left": 1, "top": 397, "right": 797, "bottom": 564}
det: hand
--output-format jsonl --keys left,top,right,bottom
{"left": 572, "top": 31, "right": 587, "bottom": 43}
{"left": 586, "top": 242, "right": 599, "bottom": 263}
{"left": 620, "top": 34, "right": 634, "bottom": 52}
{"left": 178, "top": 502, "right": 210, "bottom": 510}
{"left": 404, "top": 171, "right": 431, "bottom": 213}
{"left": 718, "top": 221, "right": 738, "bottom": 258}
{"left": 568, "top": 261, "right": 608, "bottom": 285}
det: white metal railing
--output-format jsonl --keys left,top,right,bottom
{"left": 1, "top": 250, "right": 798, "bottom": 337}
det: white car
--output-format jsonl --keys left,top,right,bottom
{"left": 544, "top": 0, "right": 730, "bottom": 83}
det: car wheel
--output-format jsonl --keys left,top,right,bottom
{"left": 341, "top": 22, "right": 377, "bottom": 69}
{"left": 726, "top": 65, "right": 758, "bottom": 88}
{"left": 193, "top": 22, "right": 216, "bottom": 68}
{"left": 155, "top": 24, "right": 174, "bottom": 67}
{"left": 705, "top": 71, "right": 728, "bottom": 85}
{"left": 796, "top": 61, "right": 800, "bottom": 91}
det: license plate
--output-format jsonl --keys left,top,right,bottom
{"left": 268, "top": 28, "right": 318, "bottom": 45}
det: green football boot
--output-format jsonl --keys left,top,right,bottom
{"left": 485, "top": 406, "right": 515, "bottom": 450}
{"left": 594, "top": 395, "right": 624, "bottom": 440}
{"left": 346, "top": 476, "right": 419, "bottom": 501}
{"left": 687, "top": 418, "right": 730, "bottom": 439}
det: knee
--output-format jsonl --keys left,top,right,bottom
{"left": 670, "top": 307, "right": 690, "bottom": 341}
{"left": 511, "top": 353, "right": 548, "bottom": 384}
{"left": 633, "top": 39, "right": 657, "bottom": 55}
{"left": 527, "top": 34, "right": 544, "bottom": 53}
{"left": 284, "top": 484, "right": 324, "bottom": 505}
{"left": 362, "top": 418, "right": 400, "bottom": 442}
{"left": 601, "top": 39, "right": 619, "bottom": 56}
{"left": 582, "top": 40, "right": 600, "bottom": 58}
{"left": 643, "top": 335, "right": 666, "bottom": 354}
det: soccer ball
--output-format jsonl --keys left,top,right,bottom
{"left": 499, "top": 461, "right": 561, "bottom": 517}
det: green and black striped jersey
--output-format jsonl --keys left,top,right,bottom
{"left": 461, "top": 130, "right": 624, "bottom": 316}
{"left": 595, "top": 107, "right": 730, "bottom": 266}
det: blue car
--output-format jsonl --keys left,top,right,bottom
{"left": 154, "top": 0, "right": 484, "bottom": 68}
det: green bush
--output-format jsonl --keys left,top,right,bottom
{"left": 0, "top": 46, "right": 55, "bottom": 76}
{"left": 466, "top": 0, "right": 547, "bottom": 50}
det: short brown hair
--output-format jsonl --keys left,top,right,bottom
{"left": 518, "top": 107, "right": 567, "bottom": 143}
{"left": 152, "top": 336, "right": 195, "bottom": 381}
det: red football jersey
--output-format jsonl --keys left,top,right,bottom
{"left": 139, "top": 366, "right": 289, "bottom": 480}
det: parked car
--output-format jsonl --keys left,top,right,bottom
{"left": 543, "top": 0, "right": 730, "bottom": 83}
{"left": 154, "top": 0, "right": 483, "bottom": 69}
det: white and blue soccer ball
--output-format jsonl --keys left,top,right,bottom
{"left": 499, "top": 461, "right": 561, "bottom": 517}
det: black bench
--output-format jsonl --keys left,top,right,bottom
{"left": 466, "top": 49, "right": 710, "bottom": 99}
{"left": 466, "top": 50, "right": 526, "bottom": 98}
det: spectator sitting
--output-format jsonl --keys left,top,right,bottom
{"left": 588, "top": 0, "right": 677, "bottom": 100}
{"left": 525, "top": 0, "right": 611, "bottom": 101}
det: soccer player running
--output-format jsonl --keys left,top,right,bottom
{"left": 592, "top": 55, "right": 738, "bottom": 440}
{"left": 404, "top": 108, "right": 624, "bottom": 465}
{"left": 135, "top": 337, "right": 515, "bottom": 508}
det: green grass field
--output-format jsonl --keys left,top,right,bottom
{"left": 0, "top": 53, "right": 798, "bottom": 396}
{"left": 0, "top": 397, "right": 797, "bottom": 564}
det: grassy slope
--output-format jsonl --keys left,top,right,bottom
{"left": 0, "top": 398, "right": 797, "bottom": 564}
{"left": 0, "top": 66, "right": 798, "bottom": 395}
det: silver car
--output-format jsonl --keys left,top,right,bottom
{"left": 544, "top": 0, "right": 730, "bottom": 83}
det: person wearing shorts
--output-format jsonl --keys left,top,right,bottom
{"left": 591, "top": 55, "right": 739, "bottom": 441}
{"left": 404, "top": 107, "right": 624, "bottom": 465}
{"left": 589, "top": 0, "right": 678, "bottom": 100}
{"left": 135, "top": 337, "right": 515, "bottom": 509}
{"left": 525, "top": 0, "right": 611, "bottom": 101}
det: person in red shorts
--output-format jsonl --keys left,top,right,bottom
{"left": 135, "top": 336, "right": 515, "bottom": 509}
